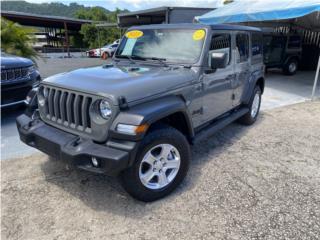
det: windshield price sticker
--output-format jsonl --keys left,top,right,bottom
{"left": 126, "top": 30, "right": 144, "bottom": 39}
{"left": 193, "top": 29, "right": 206, "bottom": 41}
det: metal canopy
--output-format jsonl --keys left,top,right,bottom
{"left": 117, "top": 7, "right": 214, "bottom": 28}
{"left": 196, "top": 0, "right": 320, "bottom": 28}
{"left": 196, "top": 0, "right": 320, "bottom": 99}
{"left": 1, "top": 11, "right": 95, "bottom": 31}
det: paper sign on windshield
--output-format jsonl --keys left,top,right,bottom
{"left": 193, "top": 29, "right": 206, "bottom": 41}
{"left": 126, "top": 30, "right": 144, "bottom": 39}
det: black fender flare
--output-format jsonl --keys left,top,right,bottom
{"left": 243, "top": 75, "right": 265, "bottom": 105}
{"left": 284, "top": 55, "right": 300, "bottom": 66}
{"left": 109, "top": 95, "right": 194, "bottom": 141}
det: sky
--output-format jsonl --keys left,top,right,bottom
{"left": 24, "top": 0, "right": 226, "bottom": 11}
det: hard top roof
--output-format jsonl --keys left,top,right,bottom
{"left": 129, "top": 23, "right": 261, "bottom": 32}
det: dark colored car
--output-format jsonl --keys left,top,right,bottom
{"left": 17, "top": 24, "right": 264, "bottom": 201}
{"left": 1, "top": 53, "right": 41, "bottom": 108}
{"left": 263, "top": 33, "right": 302, "bottom": 75}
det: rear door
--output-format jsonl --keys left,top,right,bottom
{"left": 233, "top": 32, "right": 250, "bottom": 106}
{"left": 202, "top": 32, "right": 235, "bottom": 122}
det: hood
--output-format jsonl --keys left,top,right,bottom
{"left": 0, "top": 55, "right": 33, "bottom": 69}
{"left": 43, "top": 63, "right": 197, "bottom": 104}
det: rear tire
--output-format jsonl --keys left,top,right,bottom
{"left": 238, "top": 86, "right": 262, "bottom": 125}
{"left": 283, "top": 58, "right": 298, "bottom": 75}
{"left": 120, "top": 125, "right": 190, "bottom": 202}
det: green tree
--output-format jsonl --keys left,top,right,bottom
{"left": 1, "top": 1, "right": 111, "bottom": 18}
{"left": 1, "top": 18, "right": 39, "bottom": 62}
{"left": 80, "top": 24, "right": 99, "bottom": 49}
{"left": 76, "top": 7, "right": 123, "bottom": 49}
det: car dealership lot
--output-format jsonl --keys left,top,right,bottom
{"left": 1, "top": 101, "right": 320, "bottom": 240}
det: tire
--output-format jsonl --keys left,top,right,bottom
{"left": 283, "top": 58, "right": 298, "bottom": 75}
{"left": 101, "top": 52, "right": 109, "bottom": 60}
{"left": 120, "top": 125, "right": 191, "bottom": 202}
{"left": 238, "top": 86, "right": 262, "bottom": 125}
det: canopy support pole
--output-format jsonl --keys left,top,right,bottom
{"left": 311, "top": 54, "right": 320, "bottom": 100}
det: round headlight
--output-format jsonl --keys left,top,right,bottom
{"left": 99, "top": 100, "right": 112, "bottom": 119}
{"left": 38, "top": 87, "right": 46, "bottom": 107}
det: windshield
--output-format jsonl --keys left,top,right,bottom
{"left": 115, "top": 28, "right": 206, "bottom": 64}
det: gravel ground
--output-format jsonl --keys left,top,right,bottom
{"left": 1, "top": 101, "right": 320, "bottom": 240}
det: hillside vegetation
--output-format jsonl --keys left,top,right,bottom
{"left": 1, "top": 1, "right": 112, "bottom": 18}
{"left": 1, "top": 1, "right": 129, "bottom": 49}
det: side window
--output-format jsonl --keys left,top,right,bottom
{"left": 271, "top": 36, "right": 286, "bottom": 48}
{"left": 288, "top": 36, "right": 301, "bottom": 49}
{"left": 236, "top": 33, "right": 249, "bottom": 63}
{"left": 210, "top": 33, "right": 231, "bottom": 65}
{"left": 252, "top": 33, "right": 263, "bottom": 56}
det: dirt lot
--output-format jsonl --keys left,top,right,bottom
{"left": 1, "top": 101, "right": 320, "bottom": 240}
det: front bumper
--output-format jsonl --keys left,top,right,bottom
{"left": 16, "top": 114, "right": 132, "bottom": 176}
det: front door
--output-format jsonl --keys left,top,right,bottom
{"left": 202, "top": 33, "right": 234, "bottom": 122}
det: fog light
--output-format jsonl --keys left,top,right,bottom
{"left": 91, "top": 157, "right": 99, "bottom": 167}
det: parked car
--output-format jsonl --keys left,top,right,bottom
{"left": 17, "top": 24, "right": 264, "bottom": 202}
{"left": 101, "top": 43, "right": 119, "bottom": 59}
{"left": 263, "top": 33, "right": 302, "bottom": 75}
{"left": 1, "top": 53, "right": 41, "bottom": 108}
{"left": 86, "top": 40, "right": 120, "bottom": 58}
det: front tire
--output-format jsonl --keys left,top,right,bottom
{"left": 120, "top": 125, "right": 190, "bottom": 202}
{"left": 238, "top": 85, "right": 262, "bottom": 125}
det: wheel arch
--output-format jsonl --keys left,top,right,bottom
{"left": 256, "top": 77, "right": 265, "bottom": 94}
{"left": 243, "top": 76, "right": 265, "bottom": 105}
{"left": 284, "top": 55, "right": 300, "bottom": 66}
{"left": 109, "top": 95, "right": 195, "bottom": 142}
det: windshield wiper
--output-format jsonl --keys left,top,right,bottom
{"left": 147, "top": 57, "right": 168, "bottom": 67}
{"left": 115, "top": 55, "right": 168, "bottom": 67}
{"left": 132, "top": 55, "right": 151, "bottom": 61}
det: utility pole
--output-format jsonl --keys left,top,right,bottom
{"left": 64, "top": 21, "right": 70, "bottom": 58}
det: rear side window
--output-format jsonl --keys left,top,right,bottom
{"left": 288, "top": 36, "right": 301, "bottom": 49}
{"left": 252, "top": 33, "right": 263, "bottom": 56}
{"left": 210, "top": 34, "right": 231, "bottom": 65}
{"left": 236, "top": 33, "right": 249, "bottom": 62}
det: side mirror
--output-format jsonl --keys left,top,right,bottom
{"left": 209, "top": 52, "right": 228, "bottom": 69}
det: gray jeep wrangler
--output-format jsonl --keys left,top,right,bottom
{"left": 17, "top": 24, "right": 264, "bottom": 202}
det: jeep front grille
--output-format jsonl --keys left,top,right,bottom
{"left": 41, "top": 86, "right": 93, "bottom": 133}
{"left": 1, "top": 67, "right": 29, "bottom": 82}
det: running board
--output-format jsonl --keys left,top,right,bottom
{"left": 193, "top": 107, "right": 249, "bottom": 144}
